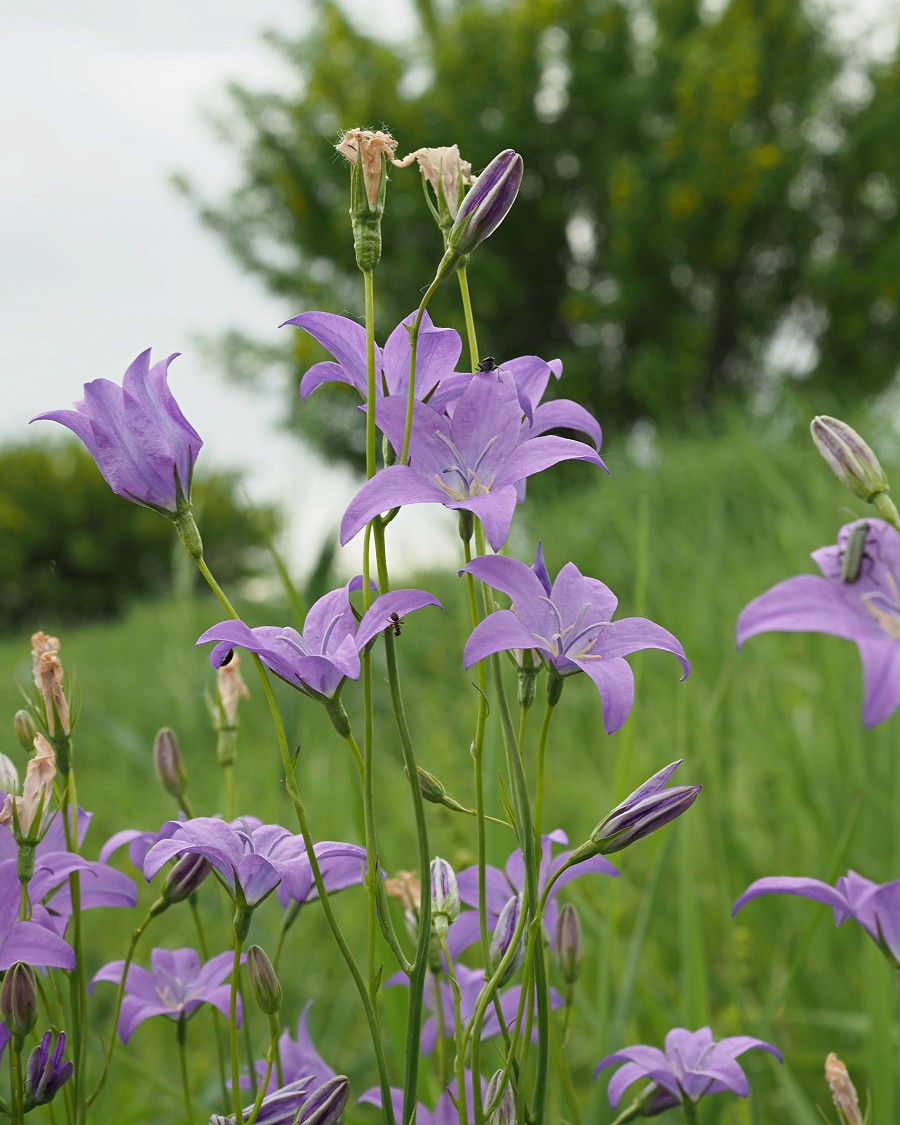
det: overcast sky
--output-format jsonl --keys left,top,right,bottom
{"left": 2, "top": 0, "right": 897, "bottom": 575}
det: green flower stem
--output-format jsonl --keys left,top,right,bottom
{"left": 229, "top": 935, "right": 245, "bottom": 1122}
{"left": 88, "top": 910, "right": 156, "bottom": 1105}
{"left": 682, "top": 1100, "right": 699, "bottom": 1124}
{"left": 440, "top": 936, "right": 469, "bottom": 1125}
{"left": 534, "top": 700, "right": 556, "bottom": 839}
{"left": 431, "top": 972, "right": 450, "bottom": 1089}
{"left": 60, "top": 794, "right": 87, "bottom": 1125}
{"left": 188, "top": 896, "right": 228, "bottom": 1108}
{"left": 176, "top": 1017, "right": 194, "bottom": 1124}
{"left": 9, "top": 1038, "right": 25, "bottom": 1125}
{"left": 874, "top": 491, "right": 900, "bottom": 531}
{"left": 191, "top": 550, "right": 396, "bottom": 1125}
{"left": 364, "top": 268, "right": 377, "bottom": 481}
{"left": 456, "top": 265, "right": 480, "bottom": 369}
{"left": 244, "top": 1023, "right": 277, "bottom": 1125}
{"left": 550, "top": 1011, "right": 582, "bottom": 1125}
{"left": 370, "top": 520, "right": 430, "bottom": 1125}
{"left": 401, "top": 273, "right": 445, "bottom": 463}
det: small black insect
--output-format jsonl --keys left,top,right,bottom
{"left": 219, "top": 649, "right": 235, "bottom": 666}
{"left": 476, "top": 355, "right": 499, "bottom": 374}
{"left": 388, "top": 611, "right": 403, "bottom": 637}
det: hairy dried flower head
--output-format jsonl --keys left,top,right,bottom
{"left": 335, "top": 128, "right": 398, "bottom": 210}
{"left": 394, "top": 145, "right": 473, "bottom": 219}
{"left": 0, "top": 734, "right": 56, "bottom": 836}
{"left": 825, "top": 1053, "right": 863, "bottom": 1125}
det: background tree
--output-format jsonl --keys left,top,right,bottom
{"left": 178, "top": 0, "right": 900, "bottom": 461}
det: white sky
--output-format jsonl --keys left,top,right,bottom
{"left": 1, "top": 0, "right": 897, "bottom": 575}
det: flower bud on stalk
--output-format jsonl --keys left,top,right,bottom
{"left": 1, "top": 961, "right": 38, "bottom": 1042}
{"left": 434, "top": 149, "right": 523, "bottom": 283}
{"left": 336, "top": 128, "right": 397, "bottom": 273}
{"left": 554, "top": 903, "right": 582, "bottom": 985}
{"left": 24, "top": 1031, "right": 73, "bottom": 1109}
{"left": 247, "top": 945, "right": 282, "bottom": 1017}
{"left": 296, "top": 1076, "right": 351, "bottom": 1125}
{"left": 430, "top": 856, "right": 460, "bottom": 943}
{"left": 811, "top": 416, "right": 890, "bottom": 503}
{"left": 162, "top": 852, "right": 210, "bottom": 905}
{"left": 154, "top": 728, "right": 187, "bottom": 800}
{"left": 485, "top": 1070, "right": 516, "bottom": 1125}
{"left": 489, "top": 894, "right": 524, "bottom": 986}
{"left": 13, "top": 710, "right": 36, "bottom": 754}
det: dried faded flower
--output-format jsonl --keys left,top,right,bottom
{"left": 0, "top": 734, "right": 56, "bottom": 835}
{"left": 384, "top": 870, "right": 421, "bottom": 917}
{"left": 30, "top": 633, "right": 60, "bottom": 687}
{"left": 36, "top": 651, "right": 69, "bottom": 736}
{"left": 394, "top": 145, "right": 472, "bottom": 219}
{"left": 216, "top": 653, "right": 250, "bottom": 727}
{"left": 335, "top": 128, "right": 398, "bottom": 210}
{"left": 825, "top": 1053, "right": 863, "bottom": 1125}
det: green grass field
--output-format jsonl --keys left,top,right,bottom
{"left": 3, "top": 407, "right": 897, "bottom": 1123}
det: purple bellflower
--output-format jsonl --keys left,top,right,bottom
{"left": 341, "top": 375, "right": 606, "bottom": 551}
{"left": 143, "top": 817, "right": 367, "bottom": 910}
{"left": 462, "top": 547, "right": 690, "bottom": 732}
{"left": 25, "top": 1030, "right": 73, "bottom": 1109}
{"left": 285, "top": 309, "right": 462, "bottom": 402}
{"left": 595, "top": 1026, "right": 782, "bottom": 1113}
{"left": 737, "top": 518, "right": 900, "bottom": 727}
{"left": 0, "top": 863, "right": 74, "bottom": 970}
{"left": 360, "top": 1071, "right": 486, "bottom": 1125}
{"left": 91, "top": 947, "right": 239, "bottom": 1042}
{"left": 733, "top": 869, "right": 900, "bottom": 967}
{"left": 211, "top": 1079, "right": 313, "bottom": 1125}
{"left": 448, "top": 830, "right": 618, "bottom": 958}
{"left": 588, "top": 760, "right": 701, "bottom": 855}
{"left": 31, "top": 349, "right": 202, "bottom": 515}
{"left": 197, "top": 580, "right": 441, "bottom": 701}
{"left": 386, "top": 965, "right": 563, "bottom": 1053}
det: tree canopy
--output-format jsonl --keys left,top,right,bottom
{"left": 178, "top": 0, "right": 900, "bottom": 459}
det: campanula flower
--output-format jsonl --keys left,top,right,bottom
{"left": 462, "top": 548, "right": 690, "bottom": 732}
{"left": 341, "top": 376, "right": 605, "bottom": 551}
{"left": 31, "top": 349, "right": 202, "bottom": 515}
{"left": 737, "top": 518, "right": 900, "bottom": 726}
{"left": 91, "top": 947, "right": 239, "bottom": 1042}
{"left": 197, "top": 581, "right": 441, "bottom": 701}
{"left": 587, "top": 760, "right": 701, "bottom": 854}
{"left": 285, "top": 310, "right": 461, "bottom": 403}
{"left": 360, "top": 1071, "right": 486, "bottom": 1124}
{"left": 595, "top": 1026, "right": 782, "bottom": 1113}
{"left": 143, "top": 817, "right": 367, "bottom": 910}
{"left": 24, "top": 1030, "right": 73, "bottom": 1109}
{"left": 733, "top": 869, "right": 900, "bottom": 967}
{"left": 448, "top": 830, "right": 617, "bottom": 957}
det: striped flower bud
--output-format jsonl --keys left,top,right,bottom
{"left": 447, "top": 149, "right": 523, "bottom": 256}
{"left": 554, "top": 903, "right": 582, "bottom": 985}
{"left": 489, "top": 894, "right": 524, "bottom": 985}
{"left": 153, "top": 728, "right": 186, "bottom": 799}
{"left": 430, "top": 856, "right": 459, "bottom": 939}
{"left": 162, "top": 853, "right": 210, "bottom": 905}
{"left": 1, "top": 961, "right": 38, "bottom": 1040}
{"left": 296, "top": 1076, "right": 350, "bottom": 1125}
{"left": 588, "top": 761, "right": 700, "bottom": 855}
{"left": 247, "top": 945, "right": 282, "bottom": 1017}
{"left": 811, "top": 416, "right": 890, "bottom": 503}
{"left": 485, "top": 1070, "right": 516, "bottom": 1125}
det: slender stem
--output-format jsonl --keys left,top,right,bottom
{"left": 682, "top": 1100, "right": 699, "bottom": 1124}
{"left": 550, "top": 1011, "right": 582, "bottom": 1125}
{"left": 60, "top": 791, "right": 87, "bottom": 1125}
{"left": 440, "top": 937, "right": 468, "bottom": 1125}
{"left": 229, "top": 938, "right": 245, "bottom": 1122}
{"left": 456, "top": 264, "right": 480, "bottom": 369}
{"left": 223, "top": 762, "right": 235, "bottom": 822}
{"left": 9, "top": 1039, "right": 25, "bottom": 1125}
{"left": 244, "top": 1026, "right": 277, "bottom": 1125}
{"left": 364, "top": 267, "right": 378, "bottom": 482}
{"left": 176, "top": 1018, "right": 194, "bottom": 1124}
{"left": 401, "top": 275, "right": 444, "bottom": 462}
{"left": 534, "top": 700, "right": 555, "bottom": 838}
{"left": 431, "top": 973, "right": 449, "bottom": 1088}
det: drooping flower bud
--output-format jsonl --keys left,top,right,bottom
{"left": 162, "top": 853, "right": 210, "bottom": 905}
{"left": 586, "top": 761, "right": 700, "bottom": 856}
{"left": 336, "top": 127, "right": 398, "bottom": 273}
{"left": 554, "top": 903, "right": 582, "bottom": 985}
{"left": 296, "top": 1075, "right": 351, "bottom": 1125}
{"left": 13, "top": 710, "right": 36, "bottom": 754}
{"left": 825, "top": 1053, "right": 864, "bottom": 1125}
{"left": 485, "top": 1070, "right": 516, "bottom": 1125}
{"left": 153, "top": 728, "right": 186, "bottom": 800}
{"left": 489, "top": 894, "right": 524, "bottom": 985}
{"left": 811, "top": 416, "right": 890, "bottom": 503}
{"left": 24, "top": 1031, "right": 73, "bottom": 1109}
{"left": 0, "top": 752, "right": 19, "bottom": 795}
{"left": 247, "top": 945, "right": 282, "bottom": 1017}
{"left": 430, "top": 856, "right": 460, "bottom": 940}
{"left": 1, "top": 961, "right": 38, "bottom": 1040}
{"left": 413, "top": 766, "right": 471, "bottom": 814}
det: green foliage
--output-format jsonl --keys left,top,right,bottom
{"left": 178, "top": 0, "right": 900, "bottom": 459}
{"left": 0, "top": 441, "right": 280, "bottom": 632}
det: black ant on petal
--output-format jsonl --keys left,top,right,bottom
{"left": 388, "top": 612, "right": 404, "bottom": 637}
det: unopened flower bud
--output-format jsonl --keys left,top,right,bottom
{"left": 13, "top": 710, "right": 36, "bottom": 754}
{"left": 811, "top": 416, "right": 890, "bottom": 503}
{"left": 162, "top": 853, "right": 210, "bottom": 905}
{"left": 554, "top": 903, "right": 582, "bottom": 985}
{"left": 153, "top": 728, "right": 186, "bottom": 799}
{"left": 247, "top": 945, "right": 282, "bottom": 1017}
{"left": 825, "top": 1053, "right": 864, "bottom": 1125}
{"left": 297, "top": 1075, "right": 351, "bottom": 1125}
{"left": 489, "top": 894, "right": 523, "bottom": 985}
{"left": 1, "top": 961, "right": 38, "bottom": 1040}
{"left": 485, "top": 1070, "right": 516, "bottom": 1125}
{"left": 417, "top": 767, "right": 448, "bottom": 805}
{"left": 446, "top": 149, "right": 523, "bottom": 257}
{"left": 588, "top": 761, "right": 700, "bottom": 856}
{"left": 0, "top": 752, "right": 19, "bottom": 795}
{"left": 24, "top": 1031, "right": 73, "bottom": 1109}
{"left": 430, "top": 856, "right": 459, "bottom": 936}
